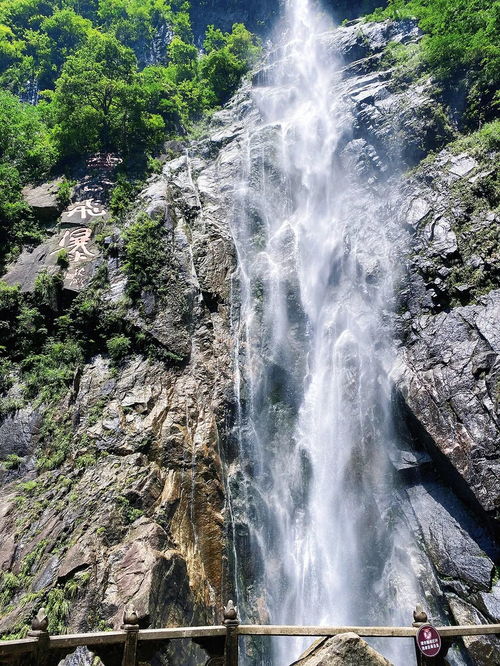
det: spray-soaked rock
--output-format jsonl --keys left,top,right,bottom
{"left": 291, "top": 633, "right": 393, "bottom": 665}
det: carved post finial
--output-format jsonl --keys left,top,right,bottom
{"left": 31, "top": 608, "right": 49, "bottom": 633}
{"left": 223, "top": 600, "right": 239, "bottom": 666}
{"left": 122, "top": 605, "right": 139, "bottom": 628}
{"left": 28, "top": 607, "right": 50, "bottom": 662}
{"left": 413, "top": 604, "right": 428, "bottom": 625}
{"left": 121, "top": 605, "right": 139, "bottom": 666}
{"left": 223, "top": 600, "right": 239, "bottom": 626}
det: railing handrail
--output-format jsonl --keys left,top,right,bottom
{"left": 237, "top": 623, "right": 500, "bottom": 637}
{"left": 2, "top": 621, "right": 500, "bottom": 653}
{"left": 2, "top": 600, "right": 500, "bottom": 666}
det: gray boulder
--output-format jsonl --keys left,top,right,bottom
{"left": 447, "top": 596, "right": 500, "bottom": 665}
{"left": 406, "top": 482, "right": 494, "bottom": 591}
{"left": 291, "top": 633, "right": 393, "bottom": 665}
{"left": 22, "top": 178, "right": 64, "bottom": 221}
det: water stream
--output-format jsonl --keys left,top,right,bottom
{"left": 229, "top": 1, "right": 426, "bottom": 663}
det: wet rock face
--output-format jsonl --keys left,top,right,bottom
{"left": 292, "top": 633, "right": 393, "bottom": 665}
{"left": 394, "top": 147, "right": 500, "bottom": 521}
{"left": 389, "top": 97, "right": 500, "bottom": 665}
{"left": 395, "top": 293, "right": 500, "bottom": 516}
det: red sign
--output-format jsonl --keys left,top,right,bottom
{"left": 416, "top": 624, "right": 442, "bottom": 657}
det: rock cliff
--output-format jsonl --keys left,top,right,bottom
{"left": 0, "top": 143, "right": 235, "bottom": 662}
{"left": 0, "top": 9, "right": 498, "bottom": 666}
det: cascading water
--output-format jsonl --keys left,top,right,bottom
{"left": 228, "top": 1, "right": 435, "bottom": 664}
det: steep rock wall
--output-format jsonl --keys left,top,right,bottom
{"left": 0, "top": 149, "right": 235, "bottom": 662}
{"left": 0, "top": 10, "right": 498, "bottom": 666}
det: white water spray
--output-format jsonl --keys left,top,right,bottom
{"left": 229, "top": 1, "right": 424, "bottom": 663}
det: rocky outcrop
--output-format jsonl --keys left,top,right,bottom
{"left": 292, "top": 633, "right": 393, "bottom": 666}
{"left": 390, "top": 109, "right": 500, "bottom": 666}
{"left": 3, "top": 201, "right": 104, "bottom": 296}
{"left": 0, "top": 139, "right": 236, "bottom": 658}
{"left": 0, "top": 12, "right": 498, "bottom": 666}
{"left": 395, "top": 292, "right": 500, "bottom": 516}
{"left": 5, "top": 156, "right": 121, "bottom": 296}
{"left": 393, "top": 146, "right": 500, "bottom": 521}
{"left": 22, "top": 179, "right": 64, "bottom": 222}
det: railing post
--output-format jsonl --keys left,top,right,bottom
{"left": 412, "top": 604, "right": 428, "bottom": 666}
{"left": 412, "top": 604, "right": 451, "bottom": 665}
{"left": 121, "top": 606, "right": 139, "bottom": 666}
{"left": 224, "top": 600, "right": 239, "bottom": 666}
{"left": 28, "top": 608, "right": 50, "bottom": 666}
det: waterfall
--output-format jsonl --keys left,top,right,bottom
{"left": 229, "top": 1, "right": 426, "bottom": 663}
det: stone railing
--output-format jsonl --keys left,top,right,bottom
{"left": 1, "top": 602, "right": 499, "bottom": 665}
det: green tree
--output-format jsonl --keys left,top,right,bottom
{"left": 203, "top": 25, "right": 226, "bottom": 53}
{"left": 370, "top": 0, "right": 500, "bottom": 125}
{"left": 199, "top": 47, "right": 245, "bottom": 106}
{"left": 41, "top": 9, "right": 93, "bottom": 74}
{"left": 0, "top": 89, "right": 56, "bottom": 177}
{"left": 139, "top": 64, "right": 184, "bottom": 130}
{"left": 199, "top": 23, "right": 260, "bottom": 106}
{"left": 0, "top": 24, "right": 23, "bottom": 72}
{"left": 50, "top": 33, "right": 164, "bottom": 153}
{"left": 0, "top": 89, "right": 56, "bottom": 267}
{"left": 97, "top": 0, "right": 191, "bottom": 64}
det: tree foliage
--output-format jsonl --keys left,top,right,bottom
{"left": 368, "top": 0, "right": 500, "bottom": 125}
{"left": 0, "top": 89, "right": 55, "bottom": 262}
{"left": 0, "top": 0, "right": 260, "bottom": 268}
{"left": 0, "top": 0, "right": 261, "bottom": 156}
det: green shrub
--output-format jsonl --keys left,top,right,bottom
{"left": 22, "top": 340, "right": 83, "bottom": 403}
{"left": 116, "top": 495, "right": 143, "bottom": 524}
{"left": 452, "top": 120, "right": 500, "bottom": 155}
{"left": 56, "top": 179, "right": 75, "bottom": 208}
{"left": 147, "top": 155, "right": 163, "bottom": 174}
{"left": 33, "top": 271, "right": 62, "bottom": 311}
{"left": 122, "top": 213, "right": 166, "bottom": 298}
{"left": 0, "top": 396, "right": 22, "bottom": 416}
{"left": 46, "top": 587, "right": 70, "bottom": 634}
{"left": 75, "top": 453, "right": 96, "bottom": 468}
{"left": 16, "top": 479, "right": 39, "bottom": 494}
{"left": 0, "top": 281, "right": 19, "bottom": 315}
{"left": 0, "top": 282, "right": 20, "bottom": 346}
{"left": 64, "top": 571, "right": 90, "bottom": 599}
{"left": 2, "top": 453, "right": 23, "bottom": 469}
{"left": 0, "top": 571, "right": 20, "bottom": 608}
{"left": 36, "top": 410, "right": 72, "bottom": 469}
{"left": 0, "top": 359, "right": 14, "bottom": 393}
{"left": 55, "top": 248, "right": 69, "bottom": 268}
{"left": 107, "top": 335, "right": 131, "bottom": 363}
{"left": 19, "top": 541, "right": 48, "bottom": 580}
{"left": 109, "top": 177, "right": 141, "bottom": 219}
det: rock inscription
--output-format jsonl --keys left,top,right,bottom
{"left": 61, "top": 199, "right": 107, "bottom": 226}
